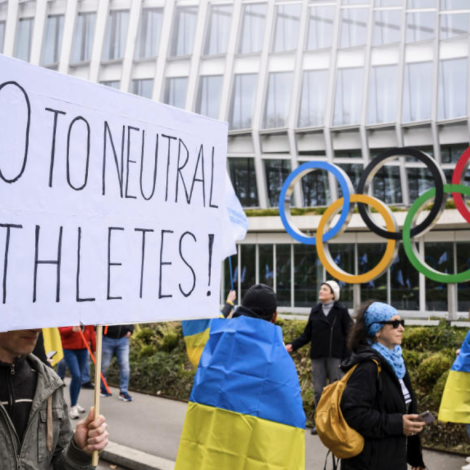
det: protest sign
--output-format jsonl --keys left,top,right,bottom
{"left": 0, "top": 55, "right": 227, "bottom": 332}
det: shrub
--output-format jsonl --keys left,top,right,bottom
{"left": 417, "top": 353, "right": 454, "bottom": 392}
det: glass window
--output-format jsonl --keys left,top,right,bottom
{"left": 229, "top": 74, "right": 258, "bottom": 130}
{"left": 408, "top": 0, "right": 436, "bottom": 7}
{"left": 101, "top": 80, "right": 120, "bottom": 89}
{"left": 238, "top": 3, "right": 267, "bottom": 54}
{"left": 440, "top": 13, "right": 470, "bottom": 39}
{"left": 276, "top": 244, "right": 292, "bottom": 307}
{"left": 408, "top": 167, "right": 434, "bottom": 203}
{"left": 302, "top": 170, "right": 331, "bottom": 206}
{"left": 457, "top": 242, "right": 470, "bottom": 312}
{"left": 334, "top": 68, "right": 364, "bottom": 126}
{"left": 327, "top": 244, "right": 354, "bottom": 309}
{"left": 368, "top": 65, "right": 398, "bottom": 124}
{"left": 103, "top": 10, "right": 130, "bottom": 60}
{"left": 391, "top": 244, "right": 419, "bottom": 310}
{"left": 403, "top": 61, "right": 433, "bottom": 123}
{"left": 376, "top": 0, "right": 402, "bottom": 6}
{"left": 71, "top": 13, "right": 96, "bottom": 63}
{"left": 163, "top": 77, "right": 188, "bottom": 109}
{"left": 441, "top": 143, "right": 469, "bottom": 164}
{"left": 228, "top": 158, "right": 259, "bottom": 207}
{"left": 425, "top": 242, "right": 453, "bottom": 311}
{"left": 441, "top": 0, "right": 470, "bottom": 9}
{"left": 438, "top": 58, "right": 468, "bottom": 121}
{"left": 170, "top": 6, "right": 198, "bottom": 57}
{"left": 298, "top": 70, "right": 329, "bottom": 128}
{"left": 135, "top": 8, "right": 163, "bottom": 59}
{"left": 41, "top": 15, "right": 64, "bottom": 66}
{"left": 344, "top": 0, "right": 369, "bottom": 5}
{"left": 340, "top": 8, "right": 369, "bottom": 48}
{"left": 337, "top": 163, "right": 363, "bottom": 197}
{"left": 204, "top": 4, "right": 232, "bottom": 55}
{"left": 264, "top": 159, "right": 292, "bottom": 208}
{"left": 373, "top": 10, "right": 401, "bottom": 45}
{"left": 406, "top": 12, "right": 435, "bottom": 43}
{"left": 359, "top": 244, "right": 388, "bottom": 303}
{"left": 306, "top": 6, "right": 335, "bottom": 50}
{"left": 372, "top": 165, "right": 403, "bottom": 204}
{"left": 259, "top": 245, "right": 274, "bottom": 288}
{"left": 224, "top": 248, "right": 238, "bottom": 301}
{"left": 196, "top": 75, "right": 223, "bottom": 119}
{"left": 294, "top": 245, "right": 323, "bottom": 307}
{"left": 0, "top": 21, "right": 6, "bottom": 54}
{"left": 14, "top": 18, "right": 34, "bottom": 62}
{"left": 272, "top": 3, "right": 302, "bottom": 52}
{"left": 241, "top": 244, "right": 256, "bottom": 299}
{"left": 334, "top": 149, "right": 362, "bottom": 158}
{"left": 263, "top": 72, "right": 293, "bottom": 129}
{"left": 131, "top": 79, "right": 154, "bottom": 99}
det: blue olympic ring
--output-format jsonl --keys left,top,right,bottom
{"left": 278, "top": 162, "right": 352, "bottom": 246}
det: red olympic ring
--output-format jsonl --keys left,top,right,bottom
{"left": 452, "top": 146, "right": 470, "bottom": 224}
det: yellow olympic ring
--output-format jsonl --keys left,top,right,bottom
{"left": 316, "top": 194, "right": 399, "bottom": 284}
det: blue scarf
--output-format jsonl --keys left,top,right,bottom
{"left": 372, "top": 342, "right": 406, "bottom": 379}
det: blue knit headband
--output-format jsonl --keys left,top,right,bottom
{"left": 364, "top": 302, "right": 400, "bottom": 337}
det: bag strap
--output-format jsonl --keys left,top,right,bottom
{"left": 323, "top": 451, "right": 338, "bottom": 470}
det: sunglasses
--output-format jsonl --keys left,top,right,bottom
{"left": 371, "top": 320, "right": 405, "bottom": 329}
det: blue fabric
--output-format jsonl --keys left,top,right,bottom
{"left": 56, "top": 358, "right": 66, "bottom": 380}
{"left": 372, "top": 342, "right": 406, "bottom": 380}
{"left": 81, "top": 353, "right": 91, "bottom": 384}
{"left": 451, "top": 330, "right": 470, "bottom": 373}
{"left": 364, "top": 302, "right": 399, "bottom": 337}
{"left": 101, "top": 336, "right": 130, "bottom": 393}
{"left": 63, "top": 348, "right": 88, "bottom": 406}
{"left": 182, "top": 319, "right": 211, "bottom": 337}
{"left": 190, "top": 316, "right": 306, "bottom": 429}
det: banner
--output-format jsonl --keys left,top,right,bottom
{"left": 0, "top": 55, "right": 227, "bottom": 331}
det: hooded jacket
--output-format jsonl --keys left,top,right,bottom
{"left": 340, "top": 346, "right": 425, "bottom": 470}
{"left": 0, "top": 353, "right": 93, "bottom": 470}
{"left": 289, "top": 302, "right": 352, "bottom": 359}
{"left": 104, "top": 325, "right": 134, "bottom": 340}
{"left": 58, "top": 326, "right": 96, "bottom": 351}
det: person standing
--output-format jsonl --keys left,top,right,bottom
{"left": 286, "top": 280, "right": 352, "bottom": 434}
{"left": 100, "top": 324, "right": 134, "bottom": 402}
{"left": 58, "top": 325, "right": 96, "bottom": 419}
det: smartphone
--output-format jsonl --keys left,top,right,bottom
{"left": 418, "top": 411, "right": 435, "bottom": 424}
{"left": 47, "top": 350, "right": 57, "bottom": 360}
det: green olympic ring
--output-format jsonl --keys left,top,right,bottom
{"left": 403, "top": 184, "right": 470, "bottom": 284}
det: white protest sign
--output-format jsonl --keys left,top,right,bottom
{"left": 0, "top": 55, "right": 227, "bottom": 332}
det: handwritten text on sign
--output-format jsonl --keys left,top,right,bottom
{"left": 0, "top": 55, "right": 227, "bottom": 331}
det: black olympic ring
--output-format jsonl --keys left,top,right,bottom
{"left": 356, "top": 147, "right": 447, "bottom": 240}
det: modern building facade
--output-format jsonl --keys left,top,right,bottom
{"left": 0, "top": 0, "right": 469, "bottom": 317}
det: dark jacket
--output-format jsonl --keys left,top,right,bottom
{"left": 0, "top": 354, "right": 93, "bottom": 469}
{"left": 221, "top": 302, "right": 234, "bottom": 318}
{"left": 289, "top": 302, "right": 352, "bottom": 359}
{"left": 104, "top": 325, "right": 134, "bottom": 339}
{"left": 340, "top": 346, "right": 424, "bottom": 470}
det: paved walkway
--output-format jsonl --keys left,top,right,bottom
{"left": 69, "top": 383, "right": 466, "bottom": 470}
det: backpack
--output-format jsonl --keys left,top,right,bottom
{"left": 315, "top": 359, "right": 381, "bottom": 460}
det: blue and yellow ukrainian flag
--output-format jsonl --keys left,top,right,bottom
{"left": 438, "top": 330, "right": 470, "bottom": 423}
{"left": 175, "top": 316, "right": 306, "bottom": 470}
{"left": 42, "top": 328, "right": 64, "bottom": 366}
{"left": 182, "top": 320, "right": 212, "bottom": 368}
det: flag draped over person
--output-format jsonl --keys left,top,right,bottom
{"left": 438, "top": 330, "right": 470, "bottom": 423}
{"left": 175, "top": 316, "right": 306, "bottom": 470}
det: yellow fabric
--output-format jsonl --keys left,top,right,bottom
{"left": 175, "top": 402, "right": 305, "bottom": 470}
{"left": 184, "top": 328, "right": 210, "bottom": 368}
{"left": 42, "top": 328, "right": 64, "bottom": 366}
{"left": 315, "top": 360, "right": 380, "bottom": 459}
{"left": 438, "top": 370, "right": 470, "bottom": 424}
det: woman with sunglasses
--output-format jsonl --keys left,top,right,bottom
{"left": 340, "top": 301, "right": 426, "bottom": 470}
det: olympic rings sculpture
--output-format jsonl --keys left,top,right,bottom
{"left": 279, "top": 147, "right": 470, "bottom": 284}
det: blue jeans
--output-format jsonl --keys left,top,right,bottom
{"left": 63, "top": 348, "right": 88, "bottom": 406}
{"left": 101, "top": 336, "right": 130, "bottom": 393}
{"left": 81, "top": 354, "right": 91, "bottom": 384}
{"left": 56, "top": 359, "right": 66, "bottom": 380}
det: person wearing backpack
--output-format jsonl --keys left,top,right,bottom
{"left": 286, "top": 280, "right": 352, "bottom": 434}
{"left": 339, "top": 301, "right": 426, "bottom": 470}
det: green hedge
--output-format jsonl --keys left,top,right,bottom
{"left": 104, "top": 318, "right": 469, "bottom": 454}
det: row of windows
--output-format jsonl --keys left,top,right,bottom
{"left": 224, "top": 241, "right": 470, "bottom": 313}
{"left": 229, "top": 143, "right": 469, "bottom": 207}
{"left": 3, "top": 4, "right": 470, "bottom": 66}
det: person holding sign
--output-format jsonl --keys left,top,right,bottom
{"left": 0, "top": 328, "right": 108, "bottom": 469}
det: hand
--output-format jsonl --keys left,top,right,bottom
{"left": 285, "top": 344, "right": 293, "bottom": 353}
{"left": 74, "top": 407, "right": 109, "bottom": 455}
{"left": 72, "top": 326, "right": 81, "bottom": 333}
{"left": 403, "top": 414, "right": 425, "bottom": 437}
{"left": 456, "top": 348, "right": 461, "bottom": 356}
{"left": 227, "top": 290, "right": 236, "bottom": 303}
{"left": 125, "top": 331, "right": 132, "bottom": 338}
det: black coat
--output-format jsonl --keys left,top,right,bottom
{"left": 289, "top": 302, "right": 352, "bottom": 359}
{"left": 340, "top": 346, "right": 425, "bottom": 470}
{"left": 104, "top": 324, "right": 134, "bottom": 339}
